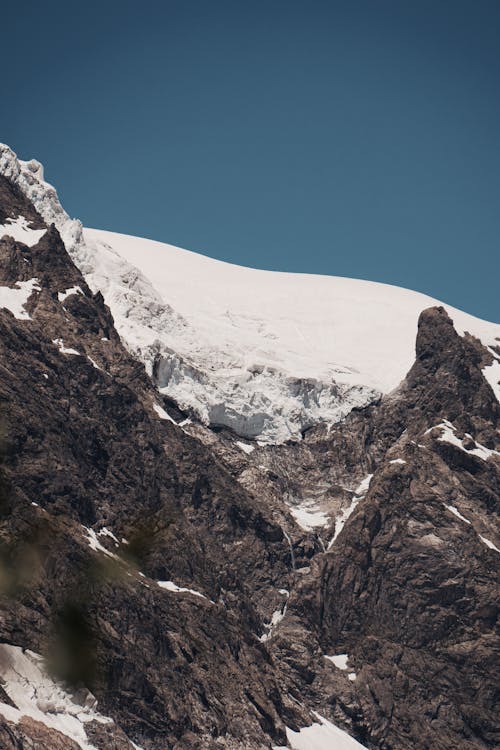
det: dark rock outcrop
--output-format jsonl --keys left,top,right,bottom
{"left": 265, "top": 307, "right": 499, "bottom": 750}
{"left": 0, "top": 176, "right": 301, "bottom": 749}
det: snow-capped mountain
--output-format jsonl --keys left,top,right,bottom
{"left": 83, "top": 227, "right": 499, "bottom": 441}
{"left": 0, "top": 143, "right": 498, "bottom": 750}
{"left": 1, "top": 144, "right": 498, "bottom": 443}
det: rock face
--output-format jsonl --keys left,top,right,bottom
{"left": 0, "top": 174, "right": 301, "bottom": 749}
{"left": 266, "top": 306, "right": 499, "bottom": 750}
{"left": 0, "top": 156, "right": 498, "bottom": 750}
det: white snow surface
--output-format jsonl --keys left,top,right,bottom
{"left": 2, "top": 143, "right": 499, "bottom": 442}
{"left": 479, "top": 536, "right": 500, "bottom": 554}
{"left": 98, "top": 527, "right": 120, "bottom": 545}
{"left": 152, "top": 402, "right": 176, "bottom": 423}
{"left": 324, "top": 654, "right": 358, "bottom": 681}
{"left": 58, "top": 285, "right": 84, "bottom": 302}
{"left": 259, "top": 590, "right": 289, "bottom": 642}
{"left": 236, "top": 440, "right": 255, "bottom": 454}
{"left": 483, "top": 359, "right": 500, "bottom": 400}
{"left": 0, "top": 278, "right": 40, "bottom": 320}
{"left": 0, "top": 215, "right": 46, "bottom": 247}
{"left": 442, "top": 505, "right": 500, "bottom": 553}
{"left": 0, "top": 644, "right": 113, "bottom": 750}
{"left": 83, "top": 527, "right": 119, "bottom": 560}
{"left": 52, "top": 338, "right": 81, "bottom": 357}
{"left": 427, "top": 420, "right": 499, "bottom": 461}
{"left": 82, "top": 228, "right": 499, "bottom": 443}
{"left": 324, "top": 653, "right": 349, "bottom": 670}
{"left": 290, "top": 504, "right": 329, "bottom": 532}
{"left": 157, "top": 580, "right": 209, "bottom": 600}
{"left": 444, "top": 504, "right": 471, "bottom": 525}
{"left": 87, "top": 356, "right": 102, "bottom": 371}
{"left": 328, "top": 475, "right": 373, "bottom": 548}
{"left": 274, "top": 712, "right": 368, "bottom": 750}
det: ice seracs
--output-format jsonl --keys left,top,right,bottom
{"left": 83, "top": 227, "right": 499, "bottom": 443}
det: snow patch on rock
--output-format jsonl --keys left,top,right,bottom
{"left": 482, "top": 356, "right": 500, "bottom": 403}
{"left": 52, "top": 338, "right": 81, "bottom": 357}
{"left": 0, "top": 644, "right": 113, "bottom": 750}
{"left": 58, "top": 285, "right": 84, "bottom": 303}
{"left": 290, "top": 504, "right": 329, "bottom": 532}
{"left": 87, "top": 356, "right": 102, "bottom": 371}
{"left": 274, "top": 712, "right": 368, "bottom": 750}
{"left": 427, "top": 420, "right": 499, "bottom": 461}
{"left": 83, "top": 527, "right": 119, "bottom": 560}
{"left": 157, "top": 580, "right": 210, "bottom": 601}
{"left": 236, "top": 440, "right": 255, "bottom": 454}
{"left": 152, "top": 402, "right": 176, "bottom": 423}
{"left": 0, "top": 278, "right": 40, "bottom": 320}
{"left": 444, "top": 504, "right": 471, "bottom": 525}
{"left": 479, "top": 535, "right": 500, "bottom": 554}
{"left": 328, "top": 475, "right": 373, "bottom": 548}
{"left": 0, "top": 215, "right": 46, "bottom": 247}
{"left": 443, "top": 504, "right": 499, "bottom": 553}
{"left": 324, "top": 653, "right": 349, "bottom": 670}
{"left": 259, "top": 590, "right": 289, "bottom": 642}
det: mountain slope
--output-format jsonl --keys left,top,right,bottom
{"left": 268, "top": 306, "right": 499, "bottom": 750}
{"left": 0, "top": 171, "right": 303, "bottom": 750}
{"left": 0, "top": 144, "right": 498, "bottom": 750}
{"left": 82, "top": 226, "right": 499, "bottom": 400}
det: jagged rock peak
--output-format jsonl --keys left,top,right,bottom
{"left": 416, "top": 305, "right": 457, "bottom": 359}
{"left": 413, "top": 305, "right": 489, "bottom": 373}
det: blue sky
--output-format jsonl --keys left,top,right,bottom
{"left": 1, "top": 0, "right": 499, "bottom": 321}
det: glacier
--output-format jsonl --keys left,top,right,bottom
{"left": 1, "top": 143, "right": 499, "bottom": 443}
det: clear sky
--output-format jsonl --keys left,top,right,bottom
{"left": 1, "top": 0, "right": 499, "bottom": 322}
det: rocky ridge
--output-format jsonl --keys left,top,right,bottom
{"left": 0, "top": 173, "right": 305, "bottom": 749}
